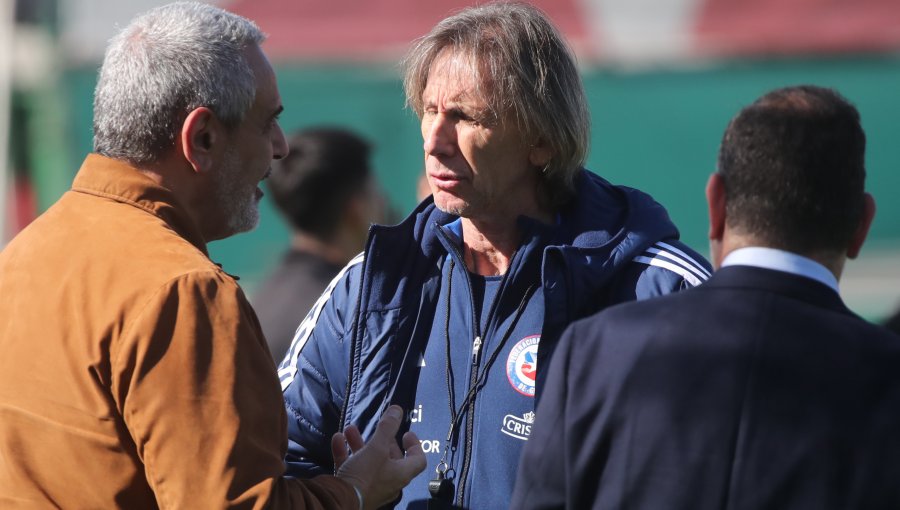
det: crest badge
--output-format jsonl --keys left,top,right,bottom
{"left": 506, "top": 335, "right": 539, "bottom": 396}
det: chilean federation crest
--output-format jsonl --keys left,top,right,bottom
{"left": 506, "top": 335, "right": 539, "bottom": 396}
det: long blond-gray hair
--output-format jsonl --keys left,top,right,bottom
{"left": 403, "top": 1, "right": 590, "bottom": 207}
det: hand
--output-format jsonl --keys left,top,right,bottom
{"left": 332, "top": 405, "right": 426, "bottom": 510}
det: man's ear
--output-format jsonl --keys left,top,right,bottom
{"left": 528, "top": 140, "right": 552, "bottom": 169}
{"left": 706, "top": 172, "right": 726, "bottom": 242}
{"left": 847, "top": 192, "right": 876, "bottom": 260}
{"left": 180, "top": 107, "right": 219, "bottom": 174}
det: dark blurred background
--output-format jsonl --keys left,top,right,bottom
{"left": 3, "top": 0, "right": 899, "bottom": 319}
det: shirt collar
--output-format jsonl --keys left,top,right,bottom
{"left": 71, "top": 153, "right": 209, "bottom": 256}
{"left": 721, "top": 246, "right": 839, "bottom": 293}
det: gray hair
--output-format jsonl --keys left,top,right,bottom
{"left": 402, "top": 1, "right": 590, "bottom": 206}
{"left": 93, "top": 2, "right": 265, "bottom": 164}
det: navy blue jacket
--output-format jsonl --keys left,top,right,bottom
{"left": 279, "top": 170, "right": 711, "bottom": 508}
{"left": 512, "top": 265, "right": 900, "bottom": 510}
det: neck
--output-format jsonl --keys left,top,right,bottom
{"left": 461, "top": 213, "right": 543, "bottom": 276}
{"left": 458, "top": 181, "right": 555, "bottom": 276}
{"left": 133, "top": 156, "right": 216, "bottom": 241}
{"left": 718, "top": 234, "right": 846, "bottom": 281}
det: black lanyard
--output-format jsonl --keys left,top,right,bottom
{"left": 429, "top": 257, "right": 536, "bottom": 503}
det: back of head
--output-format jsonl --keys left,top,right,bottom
{"left": 267, "top": 128, "right": 372, "bottom": 239}
{"left": 93, "top": 1, "right": 264, "bottom": 165}
{"left": 402, "top": 1, "right": 590, "bottom": 207}
{"left": 718, "top": 85, "right": 866, "bottom": 256}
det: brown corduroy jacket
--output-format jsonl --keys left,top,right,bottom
{"left": 0, "top": 154, "right": 356, "bottom": 509}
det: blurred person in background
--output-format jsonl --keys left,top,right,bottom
{"left": 253, "top": 127, "right": 387, "bottom": 362}
{"left": 882, "top": 307, "right": 900, "bottom": 335}
{"left": 0, "top": 3, "right": 424, "bottom": 509}
{"left": 416, "top": 171, "right": 431, "bottom": 202}
{"left": 512, "top": 85, "right": 900, "bottom": 509}
{"left": 278, "top": 2, "right": 710, "bottom": 508}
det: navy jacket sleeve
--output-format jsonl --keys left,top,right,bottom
{"left": 612, "top": 239, "right": 711, "bottom": 303}
{"left": 278, "top": 255, "right": 363, "bottom": 477}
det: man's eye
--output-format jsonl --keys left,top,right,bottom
{"left": 451, "top": 110, "right": 479, "bottom": 124}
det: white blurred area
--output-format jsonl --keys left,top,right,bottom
{"left": 59, "top": 0, "right": 223, "bottom": 63}
{"left": 585, "top": 0, "right": 703, "bottom": 64}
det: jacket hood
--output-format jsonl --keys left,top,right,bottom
{"left": 536, "top": 170, "right": 681, "bottom": 335}
{"left": 554, "top": 169, "right": 679, "bottom": 253}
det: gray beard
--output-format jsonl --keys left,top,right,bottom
{"left": 214, "top": 151, "right": 260, "bottom": 237}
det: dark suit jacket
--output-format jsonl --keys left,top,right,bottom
{"left": 511, "top": 265, "right": 900, "bottom": 510}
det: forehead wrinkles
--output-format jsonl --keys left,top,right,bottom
{"left": 427, "top": 50, "right": 504, "bottom": 128}
{"left": 427, "top": 51, "right": 487, "bottom": 100}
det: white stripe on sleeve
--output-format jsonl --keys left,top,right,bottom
{"left": 632, "top": 254, "right": 704, "bottom": 287}
{"left": 654, "top": 241, "right": 712, "bottom": 278}
{"left": 278, "top": 252, "right": 365, "bottom": 391}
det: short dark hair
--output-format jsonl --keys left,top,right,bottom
{"left": 267, "top": 128, "right": 371, "bottom": 239}
{"left": 717, "top": 85, "right": 866, "bottom": 255}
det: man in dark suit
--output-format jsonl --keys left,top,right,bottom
{"left": 510, "top": 85, "right": 900, "bottom": 509}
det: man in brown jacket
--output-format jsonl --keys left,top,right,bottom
{"left": 0, "top": 2, "right": 424, "bottom": 509}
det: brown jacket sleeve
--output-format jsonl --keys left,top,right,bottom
{"left": 110, "top": 270, "right": 357, "bottom": 509}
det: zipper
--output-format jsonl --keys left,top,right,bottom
{"left": 456, "top": 274, "right": 537, "bottom": 507}
{"left": 472, "top": 336, "right": 483, "bottom": 365}
{"left": 455, "top": 262, "right": 515, "bottom": 507}
{"left": 435, "top": 225, "right": 520, "bottom": 507}
{"left": 456, "top": 339, "right": 486, "bottom": 507}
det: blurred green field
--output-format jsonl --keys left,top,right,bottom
{"left": 53, "top": 55, "right": 900, "bottom": 320}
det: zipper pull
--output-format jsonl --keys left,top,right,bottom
{"left": 472, "top": 336, "right": 483, "bottom": 365}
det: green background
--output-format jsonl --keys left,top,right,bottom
{"left": 56, "top": 56, "right": 900, "bottom": 307}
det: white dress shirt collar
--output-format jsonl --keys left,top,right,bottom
{"left": 721, "top": 246, "right": 839, "bottom": 293}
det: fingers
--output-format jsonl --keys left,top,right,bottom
{"left": 398, "top": 431, "right": 427, "bottom": 479}
{"left": 401, "top": 430, "right": 421, "bottom": 452}
{"left": 335, "top": 407, "right": 425, "bottom": 478}
{"left": 332, "top": 425, "right": 364, "bottom": 469}
{"left": 331, "top": 432, "right": 349, "bottom": 469}
{"left": 369, "top": 405, "right": 404, "bottom": 444}
{"left": 343, "top": 424, "right": 364, "bottom": 453}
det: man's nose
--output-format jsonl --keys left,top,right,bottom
{"left": 423, "top": 112, "right": 455, "bottom": 157}
{"left": 272, "top": 123, "right": 288, "bottom": 160}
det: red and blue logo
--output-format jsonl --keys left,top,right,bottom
{"left": 506, "top": 335, "right": 540, "bottom": 396}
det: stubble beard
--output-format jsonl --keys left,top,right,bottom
{"left": 432, "top": 190, "right": 476, "bottom": 218}
{"left": 214, "top": 149, "right": 261, "bottom": 238}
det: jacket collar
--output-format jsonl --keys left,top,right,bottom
{"left": 705, "top": 265, "right": 851, "bottom": 316}
{"left": 70, "top": 154, "right": 209, "bottom": 256}
{"left": 362, "top": 168, "right": 686, "bottom": 311}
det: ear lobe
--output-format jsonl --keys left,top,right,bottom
{"left": 528, "top": 141, "right": 552, "bottom": 169}
{"left": 846, "top": 192, "right": 876, "bottom": 259}
{"left": 180, "top": 107, "right": 218, "bottom": 174}
{"left": 706, "top": 173, "right": 726, "bottom": 242}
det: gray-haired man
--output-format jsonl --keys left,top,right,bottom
{"left": 0, "top": 3, "right": 423, "bottom": 509}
